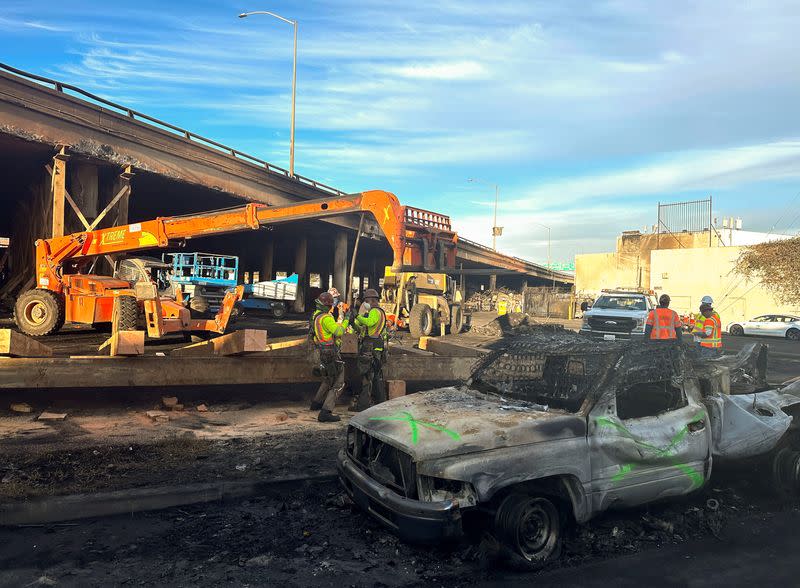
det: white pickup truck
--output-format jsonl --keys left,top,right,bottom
{"left": 338, "top": 330, "right": 800, "bottom": 570}
{"left": 580, "top": 290, "right": 658, "bottom": 340}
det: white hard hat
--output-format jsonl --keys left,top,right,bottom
{"left": 701, "top": 295, "right": 713, "bottom": 306}
{"left": 328, "top": 287, "right": 341, "bottom": 298}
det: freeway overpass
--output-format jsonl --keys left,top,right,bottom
{"left": 0, "top": 62, "right": 572, "bottom": 305}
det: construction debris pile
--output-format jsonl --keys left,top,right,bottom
{"left": 469, "top": 312, "right": 557, "bottom": 337}
{"left": 464, "top": 288, "right": 523, "bottom": 313}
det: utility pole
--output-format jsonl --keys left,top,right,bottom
{"left": 238, "top": 10, "right": 298, "bottom": 176}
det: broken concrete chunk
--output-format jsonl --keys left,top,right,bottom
{"left": 10, "top": 403, "right": 32, "bottom": 413}
{"left": 170, "top": 404, "right": 184, "bottom": 411}
{"left": 196, "top": 404, "right": 208, "bottom": 412}
{"left": 146, "top": 410, "right": 169, "bottom": 422}
{"left": 38, "top": 412, "right": 67, "bottom": 421}
{"left": 161, "top": 396, "right": 179, "bottom": 408}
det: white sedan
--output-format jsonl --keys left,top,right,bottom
{"left": 727, "top": 315, "right": 800, "bottom": 340}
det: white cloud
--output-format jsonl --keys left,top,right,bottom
{"left": 386, "top": 60, "right": 488, "bottom": 80}
{"left": 506, "top": 141, "right": 800, "bottom": 209}
{"left": 0, "top": 16, "right": 69, "bottom": 32}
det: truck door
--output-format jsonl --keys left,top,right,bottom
{"left": 588, "top": 379, "right": 710, "bottom": 512}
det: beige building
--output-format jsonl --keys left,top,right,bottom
{"left": 651, "top": 247, "right": 800, "bottom": 326}
{"left": 575, "top": 225, "right": 796, "bottom": 327}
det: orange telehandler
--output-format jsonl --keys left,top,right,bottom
{"left": 15, "top": 190, "right": 406, "bottom": 338}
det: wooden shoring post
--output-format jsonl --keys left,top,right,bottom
{"left": 50, "top": 146, "right": 70, "bottom": 238}
{"left": 45, "top": 161, "right": 91, "bottom": 232}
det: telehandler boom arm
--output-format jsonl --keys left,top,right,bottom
{"left": 35, "top": 190, "right": 404, "bottom": 291}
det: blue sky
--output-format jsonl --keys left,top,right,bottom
{"left": 2, "top": 0, "right": 800, "bottom": 265}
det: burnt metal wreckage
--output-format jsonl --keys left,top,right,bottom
{"left": 338, "top": 324, "right": 800, "bottom": 570}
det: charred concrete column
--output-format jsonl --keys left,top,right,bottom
{"left": 261, "top": 238, "right": 274, "bottom": 282}
{"left": 370, "top": 258, "right": 380, "bottom": 293}
{"left": 292, "top": 236, "right": 308, "bottom": 313}
{"left": 489, "top": 274, "right": 497, "bottom": 291}
{"left": 333, "top": 231, "right": 347, "bottom": 297}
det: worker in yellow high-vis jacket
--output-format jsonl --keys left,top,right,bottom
{"left": 351, "top": 288, "right": 388, "bottom": 411}
{"left": 309, "top": 291, "right": 350, "bottom": 422}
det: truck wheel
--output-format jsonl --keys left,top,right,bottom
{"left": 729, "top": 324, "right": 744, "bottom": 336}
{"left": 408, "top": 303, "right": 433, "bottom": 339}
{"left": 494, "top": 493, "right": 562, "bottom": 570}
{"left": 14, "top": 289, "right": 65, "bottom": 337}
{"left": 449, "top": 304, "right": 464, "bottom": 334}
{"left": 114, "top": 296, "right": 140, "bottom": 332}
{"left": 271, "top": 302, "right": 287, "bottom": 319}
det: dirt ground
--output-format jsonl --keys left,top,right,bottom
{"left": 0, "top": 396, "right": 345, "bottom": 500}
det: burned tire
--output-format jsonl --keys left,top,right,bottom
{"left": 729, "top": 324, "right": 744, "bottom": 337}
{"left": 494, "top": 493, "right": 563, "bottom": 570}
{"left": 449, "top": 304, "right": 464, "bottom": 334}
{"left": 271, "top": 302, "right": 287, "bottom": 319}
{"left": 14, "top": 288, "right": 65, "bottom": 337}
{"left": 114, "top": 295, "right": 140, "bottom": 332}
{"left": 786, "top": 328, "right": 800, "bottom": 341}
{"left": 408, "top": 303, "right": 433, "bottom": 339}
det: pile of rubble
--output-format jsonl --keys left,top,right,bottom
{"left": 464, "top": 288, "right": 523, "bottom": 313}
{"left": 469, "top": 312, "right": 556, "bottom": 337}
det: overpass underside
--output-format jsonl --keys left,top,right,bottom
{"left": 0, "top": 64, "right": 572, "bottom": 310}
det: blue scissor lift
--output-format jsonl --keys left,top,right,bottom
{"left": 162, "top": 252, "right": 238, "bottom": 313}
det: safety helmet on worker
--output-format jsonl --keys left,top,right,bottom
{"left": 327, "top": 287, "right": 341, "bottom": 305}
{"left": 363, "top": 288, "right": 380, "bottom": 300}
{"left": 700, "top": 295, "right": 714, "bottom": 307}
{"left": 317, "top": 291, "right": 335, "bottom": 308}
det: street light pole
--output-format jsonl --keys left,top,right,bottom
{"left": 492, "top": 184, "right": 499, "bottom": 251}
{"left": 238, "top": 10, "right": 298, "bottom": 176}
{"left": 532, "top": 221, "right": 553, "bottom": 289}
{"left": 467, "top": 178, "right": 501, "bottom": 251}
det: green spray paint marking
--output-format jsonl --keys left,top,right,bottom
{"left": 596, "top": 411, "right": 706, "bottom": 488}
{"left": 369, "top": 411, "right": 461, "bottom": 445}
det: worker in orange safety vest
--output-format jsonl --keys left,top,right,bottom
{"left": 692, "top": 295, "right": 722, "bottom": 357}
{"left": 644, "top": 294, "right": 682, "bottom": 340}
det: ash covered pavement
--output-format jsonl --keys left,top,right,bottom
{"left": 1, "top": 468, "right": 798, "bottom": 587}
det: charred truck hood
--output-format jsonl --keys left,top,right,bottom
{"left": 349, "top": 387, "right": 586, "bottom": 462}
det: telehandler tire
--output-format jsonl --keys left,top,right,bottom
{"left": 189, "top": 294, "right": 210, "bottom": 315}
{"left": 114, "top": 295, "right": 140, "bottom": 332}
{"left": 408, "top": 303, "right": 433, "bottom": 339}
{"left": 14, "top": 288, "right": 65, "bottom": 337}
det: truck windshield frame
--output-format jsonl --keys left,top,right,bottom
{"left": 592, "top": 295, "right": 647, "bottom": 311}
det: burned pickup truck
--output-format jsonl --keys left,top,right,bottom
{"left": 337, "top": 328, "right": 800, "bottom": 569}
